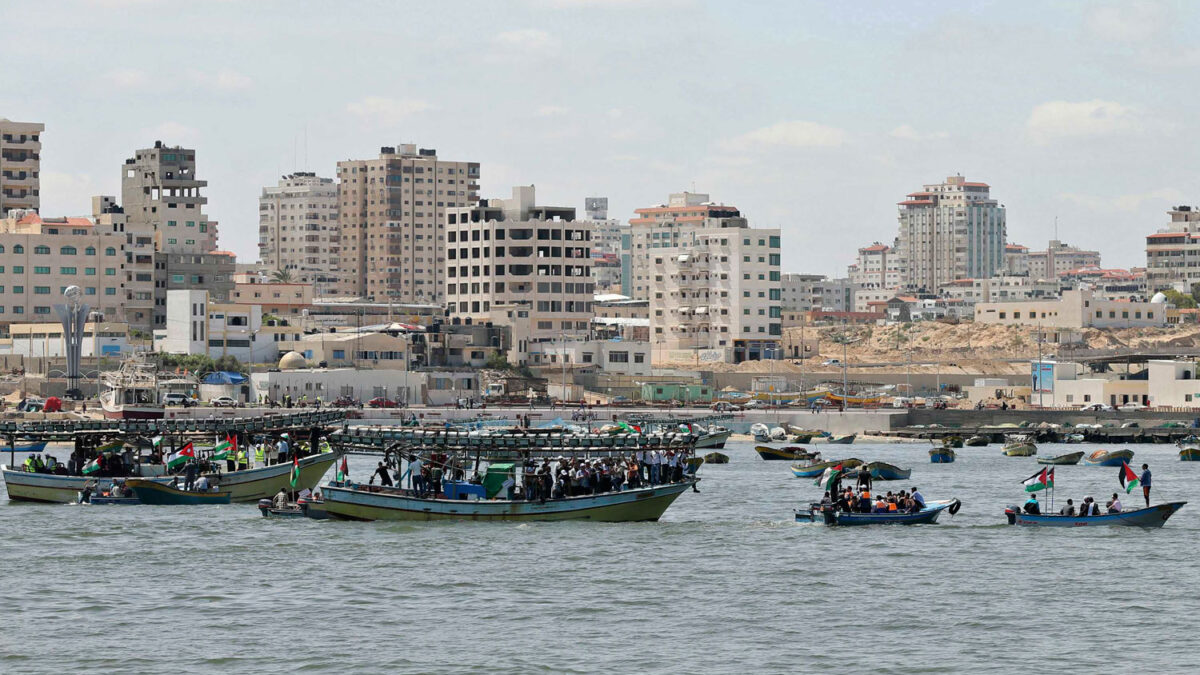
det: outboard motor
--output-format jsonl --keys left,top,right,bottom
{"left": 1004, "top": 505, "right": 1019, "bottom": 525}
{"left": 258, "top": 498, "right": 273, "bottom": 517}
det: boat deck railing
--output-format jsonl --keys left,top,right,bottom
{"left": 0, "top": 409, "right": 347, "bottom": 442}
{"left": 329, "top": 426, "right": 699, "bottom": 453}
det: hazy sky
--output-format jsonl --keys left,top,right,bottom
{"left": 4, "top": 0, "right": 1197, "bottom": 275}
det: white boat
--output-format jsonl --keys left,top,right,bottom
{"left": 100, "top": 354, "right": 164, "bottom": 420}
{"left": 750, "top": 423, "right": 771, "bottom": 443}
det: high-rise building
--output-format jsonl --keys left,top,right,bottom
{"left": 258, "top": 172, "right": 343, "bottom": 296}
{"left": 444, "top": 185, "right": 593, "bottom": 352}
{"left": 1005, "top": 243, "right": 1030, "bottom": 275}
{"left": 626, "top": 192, "right": 781, "bottom": 362}
{"left": 336, "top": 144, "right": 479, "bottom": 302}
{"left": 121, "top": 141, "right": 216, "bottom": 254}
{"left": 1027, "top": 240, "right": 1101, "bottom": 279}
{"left": 92, "top": 195, "right": 156, "bottom": 331}
{"left": 896, "top": 175, "right": 1006, "bottom": 291}
{"left": 848, "top": 242, "right": 904, "bottom": 290}
{"left": 1146, "top": 205, "right": 1200, "bottom": 291}
{"left": 0, "top": 119, "right": 44, "bottom": 216}
{"left": 780, "top": 273, "right": 825, "bottom": 311}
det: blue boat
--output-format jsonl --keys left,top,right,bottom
{"left": 127, "top": 478, "right": 232, "bottom": 505}
{"left": 1004, "top": 501, "right": 1185, "bottom": 528}
{"left": 1082, "top": 449, "right": 1134, "bottom": 467}
{"left": 929, "top": 448, "right": 956, "bottom": 463}
{"left": 796, "top": 499, "right": 961, "bottom": 525}
{"left": 790, "top": 458, "right": 862, "bottom": 478}
{"left": 13, "top": 441, "right": 47, "bottom": 453}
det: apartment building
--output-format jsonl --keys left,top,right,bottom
{"left": 974, "top": 289, "right": 1166, "bottom": 329}
{"left": 156, "top": 289, "right": 281, "bottom": 363}
{"left": 1027, "top": 240, "right": 1100, "bottom": 279}
{"left": 896, "top": 175, "right": 1006, "bottom": 291}
{"left": 258, "top": 172, "right": 343, "bottom": 295}
{"left": 444, "top": 186, "right": 593, "bottom": 352}
{"left": 848, "top": 242, "right": 904, "bottom": 290}
{"left": 0, "top": 212, "right": 133, "bottom": 326}
{"left": 122, "top": 141, "right": 216, "bottom": 254}
{"left": 1145, "top": 205, "right": 1200, "bottom": 291}
{"left": 1004, "top": 243, "right": 1030, "bottom": 275}
{"left": 0, "top": 119, "right": 43, "bottom": 216}
{"left": 92, "top": 195, "right": 155, "bottom": 331}
{"left": 780, "top": 273, "right": 825, "bottom": 311}
{"left": 627, "top": 192, "right": 781, "bottom": 362}
{"left": 337, "top": 144, "right": 479, "bottom": 302}
{"left": 231, "top": 273, "right": 314, "bottom": 317}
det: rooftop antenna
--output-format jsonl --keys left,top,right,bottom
{"left": 1054, "top": 215, "right": 1058, "bottom": 241}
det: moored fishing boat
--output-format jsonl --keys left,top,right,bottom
{"left": 694, "top": 428, "right": 732, "bottom": 449}
{"left": 750, "top": 423, "right": 771, "bottom": 443}
{"left": 825, "top": 433, "right": 856, "bottom": 445}
{"left": 1082, "top": 449, "right": 1134, "bottom": 467}
{"left": 1002, "top": 435, "right": 1037, "bottom": 456}
{"left": 754, "top": 445, "right": 818, "bottom": 461}
{"left": 320, "top": 479, "right": 697, "bottom": 522}
{"left": 126, "top": 478, "right": 232, "bottom": 505}
{"left": 1062, "top": 433, "right": 1086, "bottom": 444}
{"left": 99, "top": 354, "right": 165, "bottom": 420}
{"left": 1004, "top": 501, "right": 1185, "bottom": 528}
{"left": 258, "top": 498, "right": 305, "bottom": 518}
{"left": 1036, "top": 451, "right": 1083, "bottom": 466}
{"left": 791, "top": 458, "right": 862, "bottom": 478}
{"left": 964, "top": 435, "right": 989, "bottom": 447}
{"left": 703, "top": 451, "right": 729, "bottom": 464}
{"left": 1178, "top": 436, "right": 1200, "bottom": 460}
{"left": 859, "top": 461, "right": 912, "bottom": 481}
{"left": 796, "top": 498, "right": 961, "bottom": 525}
{"left": 943, "top": 436, "right": 964, "bottom": 449}
{"left": 929, "top": 447, "right": 956, "bottom": 463}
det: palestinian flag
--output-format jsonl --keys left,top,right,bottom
{"left": 1119, "top": 462, "right": 1140, "bottom": 494}
{"left": 289, "top": 454, "right": 300, "bottom": 488}
{"left": 81, "top": 457, "right": 100, "bottom": 475}
{"left": 166, "top": 442, "right": 196, "bottom": 470}
{"left": 336, "top": 456, "right": 348, "bottom": 482}
{"left": 152, "top": 435, "right": 163, "bottom": 448}
{"left": 1022, "top": 467, "right": 1053, "bottom": 492}
{"left": 211, "top": 432, "right": 234, "bottom": 458}
{"left": 814, "top": 464, "right": 843, "bottom": 490}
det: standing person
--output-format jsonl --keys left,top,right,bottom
{"left": 410, "top": 454, "right": 425, "bottom": 497}
{"left": 276, "top": 436, "right": 289, "bottom": 464}
{"left": 1140, "top": 463, "right": 1152, "bottom": 507}
{"left": 372, "top": 462, "right": 393, "bottom": 487}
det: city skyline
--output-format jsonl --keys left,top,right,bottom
{"left": 5, "top": 1, "right": 1199, "bottom": 275}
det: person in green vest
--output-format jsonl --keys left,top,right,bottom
{"left": 236, "top": 448, "right": 248, "bottom": 471}
{"left": 23, "top": 455, "right": 34, "bottom": 472}
{"left": 254, "top": 443, "right": 265, "bottom": 467}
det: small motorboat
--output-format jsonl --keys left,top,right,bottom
{"left": 964, "top": 435, "right": 989, "bottom": 447}
{"left": 750, "top": 423, "right": 771, "bottom": 443}
{"left": 797, "top": 499, "right": 961, "bottom": 526}
{"left": 1082, "top": 449, "right": 1134, "bottom": 467}
{"left": 755, "top": 445, "right": 818, "bottom": 461}
{"left": 1178, "top": 436, "right": 1200, "bottom": 461}
{"left": 299, "top": 496, "right": 330, "bottom": 520}
{"left": 942, "top": 436, "right": 964, "bottom": 449}
{"left": 790, "top": 458, "right": 862, "bottom": 478}
{"left": 862, "top": 461, "right": 912, "bottom": 481}
{"left": 126, "top": 478, "right": 232, "bottom": 505}
{"left": 929, "top": 448, "right": 956, "bottom": 463}
{"left": 1002, "top": 435, "right": 1037, "bottom": 456}
{"left": 768, "top": 427, "right": 787, "bottom": 442}
{"left": 825, "top": 433, "right": 856, "bottom": 445}
{"left": 703, "top": 452, "right": 730, "bottom": 464}
{"left": 258, "top": 498, "right": 305, "bottom": 518}
{"left": 1004, "top": 501, "right": 1185, "bottom": 528}
{"left": 1036, "top": 451, "right": 1084, "bottom": 466}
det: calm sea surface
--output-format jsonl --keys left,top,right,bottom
{"left": 2, "top": 439, "right": 1197, "bottom": 674}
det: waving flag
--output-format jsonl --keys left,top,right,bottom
{"left": 814, "top": 464, "right": 843, "bottom": 491}
{"left": 289, "top": 454, "right": 301, "bottom": 488}
{"left": 336, "top": 456, "right": 348, "bottom": 482}
{"left": 1022, "top": 467, "right": 1052, "bottom": 493}
{"left": 166, "top": 442, "right": 195, "bottom": 470}
{"left": 1119, "top": 462, "right": 1140, "bottom": 494}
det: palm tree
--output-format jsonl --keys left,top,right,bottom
{"left": 270, "top": 268, "right": 294, "bottom": 284}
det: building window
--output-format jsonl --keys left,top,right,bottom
{"left": 105, "top": 268, "right": 116, "bottom": 276}
{"left": 33, "top": 267, "right": 49, "bottom": 275}
{"left": 85, "top": 246, "right": 95, "bottom": 255}
{"left": 60, "top": 246, "right": 76, "bottom": 255}
{"left": 34, "top": 306, "right": 49, "bottom": 314}
{"left": 33, "top": 286, "right": 49, "bottom": 294}
{"left": 105, "top": 288, "right": 116, "bottom": 296}
{"left": 608, "top": 351, "right": 629, "bottom": 363}
{"left": 34, "top": 246, "right": 49, "bottom": 255}
{"left": 105, "top": 247, "right": 117, "bottom": 256}
{"left": 12, "top": 245, "right": 22, "bottom": 254}
{"left": 60, "top": 267, "right": 76, "bottom": 275}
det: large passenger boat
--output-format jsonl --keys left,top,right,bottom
{"left": 100, "top": 355, "right": 164, "bottom": 419}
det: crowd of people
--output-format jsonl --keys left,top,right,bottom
{"left": 821, "top": 486, "right": 926, "bottom": 514}
{"left": 1024, "top": 493, "right": 1126, "bottom": 516}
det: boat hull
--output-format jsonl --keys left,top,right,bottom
{"left": 694, "top": 430, "right": 731, "bottom": 449}
{"left": 321, "top": 480, "right": 695, "bottom": 522}
{"left": 1006, "top": 501, "right": 1185, "bottom": 528}
{"left": 964, "top": 436, "right": 989, "bottom": 447}
{"left": 862, "top": 462, "right": 912, "bottom": 480}
{"left": 1180, "top": 448, "right": 1200, "bottom": 461}
{"left": 797, "top": 499, "right": 960, "bottom": 526}
{"left": 1003, "top": 443, "right": 1037, "bottom": 456}
{"left": 755, "top": 445, "right": 816, "bottom": 461}
{"left": 1037, "top": 451, "right": 1084, "bottom": 465}
{"left": 101, "top": 405, "right": 164, "bottom": 420}
{"left": 826, "top": 434, "right": 856, "bottom": 445}
{"left": 929, "top": 449, "right": 956, "bottom": 463}
{"left": 127, "top": 479, "right": 232, "bottom": 505}
{"left": 1, "top": 469, "right": 162, "bottom": 504}
{"left": 1082, "top": 450, "right": 1134, "bottom": 467}
{"left": 790, "top": 458, "right": 862, "bottom": 478}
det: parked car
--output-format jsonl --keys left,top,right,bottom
{"left": 742, "top": 399, "right": 764, "bottom": 409}
{"left": 333, "top": 396, "right": 360, "bottom": 407}
{"left": 822, "top": 359, "right": 841, "bottom": 366}
{"left": 209, "top": 396, "right": 239, "bottom": 408}
{"left": 1118, "top": 402, "right": 1146, "bottom": 411}
{"left": 368, "top": 397, "right": 399, "bottom": 409}
{"left": 1080, "top": 403, "right": 1113, "bottom": 411}
{"left": 163, "top": 393, "right": 196, "bottom": 407}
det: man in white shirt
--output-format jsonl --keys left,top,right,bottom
{"left": 1107, "top": 493, "right": 1122, "bottom": 513}
{"left": 410, "top": 455, "right": 425, "bottom": 497}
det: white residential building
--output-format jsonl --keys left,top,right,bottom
{"left": 974, "top": 289, "right": 1167, "bottom": 329}
{"left": 1027, "top": 240, "right": 1101, "bottom": 280}
{"left": 156, "top": 289, "right": 279, "bottom": 363}
{"left": 897, "top": 175, "right": 1006, "bottom": 292}
{"left": 258, "top": 172, "right": 344, "bottom": 295}
{"left": 627, "top": 192, "right": 781, "bottom": 362}
{"left": 1146, "top": 205, "right": 1200, "bottom": 291}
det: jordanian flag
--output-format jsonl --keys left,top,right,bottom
{"left": 1022, "top": 467, "right": 1054, "bottom": 492}
{"left": 81, "top": 457, "right": 100, "bottom": 475}
{"left": 210, "top": 436, "right": 234, "bottom": 461}
{"left": 1119, "top": 462, "right": 1140, "bottom": 494}
{"left": 336, "top": 456, "right": 348, "bottom": 482}
{"left": 814, "top": 464, "right": 843, "bottom": 490}
{"left": 166, "top": 443, "right": 196, "bottom": 470}
{"left": 289, "top": 454, "right": 301, "bottom": 488}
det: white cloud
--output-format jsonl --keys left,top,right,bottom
{"left": 190, "top": 68, "right": 253, "bottom": 91}
{"left": 535, "top": 105, "right": 569, "bottom": 117}
{"left": 345, "top": 97, "right": 434, "bottom": 124}
{"left": 1086, "top": 2, "right": 1167, "bottom": 43}
{"left": 103, "top": 68, "right": 150, "bottom": 88}
{"left": 490, "top": 29, "right": 561, "bottom": 59}
{"left": 888, "top": 124, "right": 948, "bottom": 141}
{"left": 1059, "top": 187, "right": 1183, "bottom": 213}
{"left": 721, "top": 120, "right": 847, "bottom": 151}
{"left": 1026, "top": 100, "right": 1137, "bottom": 144}
{"left": 142, "top": 121, "right": 200, "bottom": 144}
